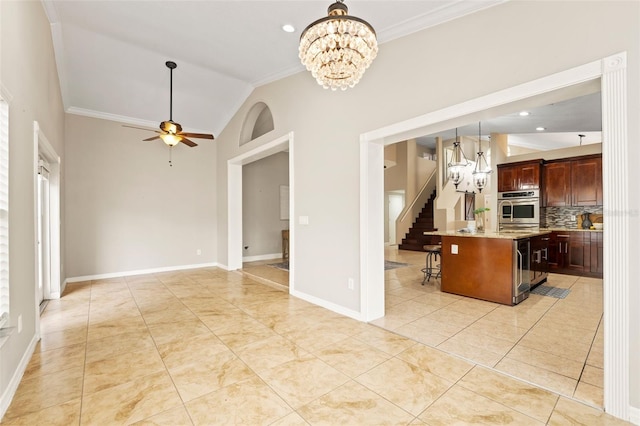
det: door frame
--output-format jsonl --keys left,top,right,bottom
{"left": 360, "top": 53, "right": 629, "bottom": 418}
{"left": 227, "top": 132, "right": 294, "bottom": 290}
{"left": 33, "top": 122, "right": 62, "bottom": 334}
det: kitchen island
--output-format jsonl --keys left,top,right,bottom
{"left": 423, "top": 230, "right": 551, "bottom": 305}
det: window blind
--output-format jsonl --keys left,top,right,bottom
{"left": 0, "top": 98, "right": 9, "bottom": 328}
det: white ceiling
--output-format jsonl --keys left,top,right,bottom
{"left": 42, "top": 0, "right": 504, "bottom": 135}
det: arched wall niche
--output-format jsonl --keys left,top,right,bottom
{"left": 240, "top": 102, "right": 274, "bottom": 146}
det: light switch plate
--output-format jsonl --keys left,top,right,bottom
{"left": 451, "top": 244, "right": 459, "bottom": 254}
{"left": 299, "top": 216, "right": 309, "bottom": 225}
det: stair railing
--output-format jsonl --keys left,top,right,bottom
{"left": 395, "top": 169, "right": 437, "bottom": 244}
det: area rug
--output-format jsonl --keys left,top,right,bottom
{"left": 268, "top": 262, "right": 289, "bottom": 271}
{"left": 530, "top": 285, "right": 571, "bottom": 299}
{"left": 384, "top": 260, "right": 409, "bottom": 270}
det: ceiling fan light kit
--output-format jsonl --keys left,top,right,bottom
{"left": 299, "top": 0, "right": 378, "bottom": 91}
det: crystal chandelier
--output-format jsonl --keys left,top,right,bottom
{"left": 299, "top": 0, "right": 378, "bottom": 91}
{"left": 472, "top": 122, "right": 493, "bottom": 192}
{"left": 448, "top": 128, "right": 470, "bottom": 189}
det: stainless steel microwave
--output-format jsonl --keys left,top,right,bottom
{"left": 498, "top": 190, "right": 540, "bottom": 227}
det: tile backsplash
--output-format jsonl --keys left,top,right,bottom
{"left": 541, "top": 206, "right": 604, "bottom": 229}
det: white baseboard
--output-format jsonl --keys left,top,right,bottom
{"left": 629, "top": 405, "right": 640, "bottom": 425}
{"left": 242, "top": 253, "right": 282, "bottom": 262}
{"left": 291, "top": 289, "right": 363, "bottom": 322}
{"left": 66, "top": 262, "right": 219, "bottom": 283}
{"left": 0, "top": 333, "right": 39, "bottom": 419}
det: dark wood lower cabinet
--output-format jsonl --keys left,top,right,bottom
{"left": 547, "top": 230, "right": 602, "bottom": 278}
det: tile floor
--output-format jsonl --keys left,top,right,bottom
{"left": 2, "top": 264, "right": 626, "bottom": 425}
{"left": 376, "top": 246, "right": 605, "bottom": 408}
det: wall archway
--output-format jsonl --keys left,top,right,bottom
{"left": 240, "top": 102, "right": 274, "bottom": 146}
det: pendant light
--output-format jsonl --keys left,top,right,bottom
{"left": 447, "top": 128, "right": 470, "bottom": 189}
{"left": 472, "top": 122, "right": 492, "bottom": 192}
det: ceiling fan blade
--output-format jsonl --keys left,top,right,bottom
{"left": 180, "top": 137, "right": 198, "bottom": 147}
{"left": 123, "top": 124, "right": 160, "bottom": 133}
{"left": 180, "top": 132, "right": 215, "bottom": 140}
{"left": 143, "top": 136, "right": 161, "bottom": 142}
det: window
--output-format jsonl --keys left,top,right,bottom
{"left": 0, "top": 97, "right": 8, "bottom": 328}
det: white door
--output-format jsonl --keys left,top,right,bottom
{"left": 387, "top": 193, "right": 404, "bottom": 245}
{"left": 37, "top": 159, "right": 50, "bottom": 307}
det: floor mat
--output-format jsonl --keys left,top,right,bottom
{"left": 385, "top": 260, "right": 409, "bottom": 270}
{"left": 531, "top": 285, "right": 571, "bottom": 299}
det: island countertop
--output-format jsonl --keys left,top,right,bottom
{"left": 423, "top": 229, "right": 552, "bottom": 240}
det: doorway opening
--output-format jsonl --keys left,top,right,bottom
{"left": 360, "top": 53, "right": 629, "bottom": 418}
{"left": 227, "top": 132, "right": 294, "bottom": 292}
{"left": 33, "top": 122, "right": 62, "bottom": 335}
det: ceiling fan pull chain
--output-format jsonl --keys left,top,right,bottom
{"left": 169, "top": 146, "right": 173, "bottom": 167}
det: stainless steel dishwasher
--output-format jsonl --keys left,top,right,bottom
{"left": 513, "top": 238, "right": 531, "bottom": 304}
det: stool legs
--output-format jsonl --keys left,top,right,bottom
{"left": 421, "top": 251, "right": 441, "bottom": 285}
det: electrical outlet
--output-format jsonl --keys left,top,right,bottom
{"left": 451, "top": 244, "right": 459, "bottom": 255}
{"left": 196, "top": 249, "right": 201, "bottom": 256}
{"left": 348, "top": 278, "right": 354, "bottom": 290}
{"left": 570, "top": 215, "right": 577, "bottom": 221}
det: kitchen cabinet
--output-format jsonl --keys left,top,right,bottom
{"left": 497, "top": 159, "right": 543, "bottom": 192}
{"left": 572, "top": 155, "right": 603, "bottom": 206}
{"left": 543, "top": 161, "right": 571, "bottom": 207}
{"left": 542, "top": 154, "right": 602, "bottom": 207}
{"left": 547, "top": 230, "right": 601, "bottom": 278}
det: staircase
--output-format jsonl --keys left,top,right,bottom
{"left": 398, "top": 190, "right": 440, "bottom": 251}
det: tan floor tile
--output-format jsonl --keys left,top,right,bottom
{"left": 23, "top": 343, "right": 86, "bottom": 379}
{"left": 393, "top": 322, "right": 451, "bottom": 346}
{"left": 167, "top": 349, "right": 256, "bottom": 402}
{"left": 548, "top": 397, "right": 628, "bottom": 425}
{"left": 215, "top": 317, "right": 279, "bottom": 350}
{"left": 458, "top": 366, "right": 559, "bottom": 423}
{"left": 354, "top": 327, "right": 416, "bottom": 356}
{"left": 407, "top": 316, "right": 465, "bottom": 337}
{"left": 464, "top": 318, "right": 529, "bottom": 344}
{"left": 236, "top": 334, "right": 310, "bottom": 374}
{"left": 132, "top": 405, "right": 194, "bottom": 425}
{"left": 80, "top": 371, "right": 182, "bottom": 425}
{"left": 87, "top": 315, "right": 148, "bottom": 341}
{"left": 314, "top": 338, "right": 391, "bottom": 378}
{"left": 282, "top": 325, "right": 353, "bottom": 353}
{"left": 156, "top": 332, "right": 228, "bottom": 370}
{"left": 495, "top": 357, "right": 577, "bottom": 397}
{"left": 587, "top": 345, "right": 604, "bottom": 369}
{"left": 185, "top": 376, "right": 292, "bottom": 425}
{"left": 355, "top": 357, "right": 452, "bottom": 416}
{"left": 573, "top": 381, "right": 604, "bottom": 408}
{"left": 444, "top": 328, "right": 515, "bottom": 356}
{"left": 140, "top": 306, "right": 198, "bottom": 325}
{"left": 424, "top": 308, "right": 480, "bottom": 329}
{"left": 37, "top": 327, "right": 88, "bottom": 352}
{"left": 298, "top": 380, "right": 414, "bottom": 425}
{"left": 147, "top": 318, "right": 211, "bottom": 346}
{"left": 4, "top": 366, "right": 84, "bottom": 419}
{"left": 418, "top": 385, "right": 543, "bottom": 425}
{"left": 258, "top": 356, "right": 349, "bottom": 408}
{"left": 83, "top": 348, "right": 166, "bottom": 395}
{"left": 396, "top": 343, "right": 474, "bottom": 382}
{"left": 437, "top": 338, "right": 503, "bottom": 367}
{"left": 1, "top": 398, "right": 81, "bottom": 425}
{"left": 580, "top": 364, "right": 603, "bottom": 388}
{"left": 85, "top": 329, "right": 156, "bottom": 364}
{"left": 269, "top": 411, "right": 309, "bottom": 426}
{"left": 506, "top": 345, "right": 584, "bottom": 380}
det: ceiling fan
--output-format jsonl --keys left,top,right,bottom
{"left": 125, "top": 61, "right": 214, "bottom": 148}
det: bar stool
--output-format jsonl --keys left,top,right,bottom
{"left": 421, "top": 244, "right": 441, "bottom": 284}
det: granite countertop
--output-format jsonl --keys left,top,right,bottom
{"left": 423, "top": 230, "right": 552, "bottom": 240}
{"left": 540, "top": 227, "right": 603, "bottom": 233}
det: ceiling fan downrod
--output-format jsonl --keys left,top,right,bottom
{"left": 166, "top": 61, "right": 177, "bottom": 122}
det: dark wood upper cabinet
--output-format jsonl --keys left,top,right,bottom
{"left": 497, "top": 160, "right": 542, "bottom": 192}
{"left": 543, "top": 161, "right": 572, "bottom": 207}
{"left": 571, "top": 156, "right": 603, "bottom": 206}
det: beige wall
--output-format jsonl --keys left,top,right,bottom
{"left": 0, "top": 0, "right": 66, "bottom": 413}
{"left": 64, "top": 114, "right": 217, "bottom": 278}
{"left": 214, "top": 0, "right": 639, "bottom": 411}
{"left": 242, "top": 152, "right": 289, "bottom": 258}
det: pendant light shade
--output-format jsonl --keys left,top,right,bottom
{"left": 447, "top": 128, "right": 470, "bottom": 189}
{"left": 299, "top": 0, "right": 378, "bottom": 91}
{"left": 472, "top": 122, "right": 492, "bottom": 192}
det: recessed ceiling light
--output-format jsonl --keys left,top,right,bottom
{"left": 282, "top": 24, "right": 295, "bottom": 33}
{"left": 519, "top": 111, "right": 530, "bottom": 116}
{"left": 536, "top": 127, "right": 546, "bottom": 131}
